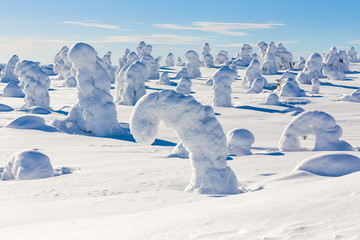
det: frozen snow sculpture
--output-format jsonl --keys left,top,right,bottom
{"left": 214, "top": 50, "right": 229, "bottom": 66}
{"left": 212, "top": 66, "right": 237, "bottom": 107}
{"left": 257, "top": 41, "right": 268, "bottom": 64}
{"left": 165, "top": 53, "right": 175, "bottom": 67}
{"left": 261, "top": 42, "right": 278, "bottom": 75}
{"left": 140, "top": 53, "right": 159, "bottom": 79}
{"left": 279, "top": 110, "right": 353, "bottom": 151}
{"left": 242, "top": 59, "right": 266, "bottom": 89}
{"left": 14, "top": 60, "right": 50, "bottom": 109}
{"left": 294, "top": 57, "right": 306, "bottom": 69}
{"left": 293, "top": 153, "right": 360, "bottom": 177}
{"left": 174, "top": 67, "right": 189, "bottom": 79}
{"left": 246, "top": 78, "right": 265, "bottom": 94}
{"left": 341, "top": 89, "right": 360, "bottom": 102}
{"left": 185, "top": 50, "right": 202, "bottom": 78}
{"left": 176, "top": 77, "right": 192, "bottom": 95}
{"left": 0, "top": 55, "right": 19, "bottom": 83}
{"left": 176, "top": 57, "right": 183, "bottom": 66}
{"left": 130, "top": 89, "right": 239, "bottom": 194}
{"left": 236, "top": 44, "right": 254, "bottom": 65}
{"left": 1, "top": 149, "right": 54, "bottom": 180}
{"left": 276, "top": 43, "right": 293, "bottom": 70}
{"left": 136, "top": 41, "right": 147, "bottom": 56}
{"left": 278, "top": 78, "right": 306, "bottom": 97}
{"left": 265, "top": 93, "right": 280, "bottom": 105}
{"left": 157, "top": 71, "right": 171, "bottom": 85}
{"left": 347, "top": 47, "right": 358, "bottom": 63}
{"left": 203, "top": 54, "right": 214, "bottom": 68}
{"left": 172, "top": 142, "right": 189, "bottom": 158}
{"left": 115, "top": 52, "right": 140, "bottom": 102}
{"left": 310, "top": 78, "right": 320, "bottom": 94}
{"left": 62, "top": 42, "right": 121, "bottom": 136}
{"left": 119, "top": 61, "right": 147, "bottom": 106}
{"left": 296, "top": 53, "right": 323, "bottom": 84}
{"left": 3, "top": 82, "right": 25, "bottom": 98}
{"left": 227, "top": 129, "right": 255, "bottom": 155}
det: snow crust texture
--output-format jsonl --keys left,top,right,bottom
{"left": 130, "top": 89, "right": 239, "bottom": 194}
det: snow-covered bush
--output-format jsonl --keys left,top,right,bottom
{"left": 119, "top": 61, "right": 147, "bottom": 106}
{"left": 3, "top": 82, "right": 24, "bottom": 98}
{"left": 140, "top": 53, "right": 159, "bottom": 79}
{"left": 322, "top": 66, "right": 345, "bottom": 80}
{"left": 265, "top": 93, "right": 280, "bottom": 105}
{"left": 213, "top": 66, "right": 237, "bottom": 107}
{"left": 61, "top": 42, "right": 121, "bottom": 136}
{"left": 115, "top": 52, "right": 139, "bottom": 102}
{"left": 172, "top": 142, "right": 189, "bottom": 158}
{"left": 296, "top": 53, "right": 323, "bottom": 84}
{"left": 347, "top": 47, "right": 358, "bottom": 63}
{"left": 294, "top": 153, "right": 360, "bottom": 177}
{"left": 203, "top": 54, "right": 214, "bottom": 68}
{"left": 176, "top": 57, "right": 183, "bottom": 66}
{"left": 277, "top": 78, "right": 306, "bottom": 97}
{"left": 242, "top": 59, "right": 266, "bottom": 89}
{"left": 227, "top": 129, "right": 255, "bottom": 155}
{"left": 174, "top": 67, "right": 189, "bottom": 79}
{"left": 261, "top": 42, "right": 278, "bottom": 75}
{"left": 310, "top": 78, "right": 320, "bottom": 94}
{"left": 15, "top": 60, "right": 50, "bottom": 109}
{"left": 294, "top": 57, "right": 306, "bottom": 69}
{"left": 157, "top": 71, "right": 171, "bottom": 85}
{"left": 130, "top": 89, "right": 239, "bottom": 194}
{"left": 246, "top": 78, "right": 266, "bottom": 94}
{"left": 0, "top": 55, "right": 19, "bottom": 83}
{"left": 279, "top": 110, "right": 353, "bottom": 151}
{"left": 1, "top": 149, "right": 54, "bottom": 180}
{"left": 341, "top": 89, "right": 360, "bottom": 102}
{"left": 185, "top": 50, "right": 202, "bottom": 78}
{"left": 176, "top": 77, "right": 192, "bottom": 95}
{"left": 165, "top": 53, "right": 175, "bottom": 67}
{"left": 214, "top": 50, "right": 229, "bottom": 66}
{"left": 323, "top": 47, "right": 349, "bottom": 73}
{"left": 276, "top": 43, "right": 293, "bottom": 70}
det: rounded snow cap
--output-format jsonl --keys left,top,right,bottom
{"left": 69, "top": 42, "right": 97, "bottom": 67}
{"left": 227, "top": 129, "right": 255, "bottom": 155}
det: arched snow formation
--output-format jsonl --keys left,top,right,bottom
{"left": 130, "top": 90, "right": 239, "bottom": 194}
{"left": 279, "top": 111, "right": 353, "bottom": 151}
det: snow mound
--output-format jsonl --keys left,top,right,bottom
{"left": 130, "top": 89, "right": 239, "bottom": 194}
{"left": 157, "top": 71, "right": 171, "bottom": 85}
{"left": 0, "top": 55, "right": 19, "bottom": 83}
{"left": 176, "top": 78, "right": 192, "bottom": 95}
{"left": 242, "top": 60, "right": 266, "bottom": 89}
{"left": 185, "top": 50, "right": 202, "bottom": 78}
{"left": 246, "top": 78, "right": 265, "bottom": 94}
{"left": 3, "top": 82, "right": 24, "bottom": 98}
{"left": 202, "top": 53, "right": 214, "bottom": 68}
{"left": 214, "top": 50, "right": 229, "bottom": 66}
{"left": 296, "top": 53, "right": 323, "bottom": 84}
{"left": 165, "top": 53, "right": 175, "bottom": 67}
{"left": 322, "top": 67, "right": 346, "bottom": 80}
{"left": 227, "top": 129, "right": 255, "bottom": 155}
{"left": 171, "top": 142, "right": 189, "bottom": 158}
{"left": 0, "top": 103, "right": 13, "bottom": 112}
{"left": 213, "top": 66, "right": 237, "bottom": 107}
{"left": 310, "top": 78, "right": 320, "bottom": 94}
{"left": 140, "top": 54, "right": 159, "bottom": 79}
{"left": 279, "top": 110, "right": 353, "bottom": 151}
{"left": 174, "top": 67, "right": 189, "bottom": 79}
{"left": 265, "top": 93, "right": 280, "bottom": 105}
{"left": 294, "top": 57, "right": 305, "bottom": 69}
{"left": 341, "top": 89, "right": 360, "bottom": 102}
{"left": 1, "top": 149, "right": 54, "bottom": 180}
{"left": 5, "top": 115, "right": 57, "bottom": 132}
{"left": 278, "top": 78, "right": 306, "bottom": 97}
{"left": 294, "top": 153, "right": 360, "bottom": 177}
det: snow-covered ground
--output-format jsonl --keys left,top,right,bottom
{"left": 0, "top": 64, "right": 360, "bottom": 239}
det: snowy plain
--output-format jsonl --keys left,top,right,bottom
{"left": 0, "top": 63, "right": 360, "bottom": 239}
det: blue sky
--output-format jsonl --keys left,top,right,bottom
{"left": 1, "top": 0, "right": 359, "bottom": 64}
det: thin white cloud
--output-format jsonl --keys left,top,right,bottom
{"left": 347, "top": 40, "right": 360, "bottom": 45}
{"left": 90, "top": 34, "right": 203, "bottom": 45}
{"left": 153, "top": 22, "right": 285, "bottom": 36}
{"left": 63, "top": 21, "right": 132, "bottom": 31}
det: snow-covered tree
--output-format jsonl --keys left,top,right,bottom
{"left": 276, "top": 43, "right": 293, "bottom": 70}
{"left": 261, "top": 42, "right": 278, "bottom": 75}
{"left": 175, "top": 67, "right": 189, "bottom": 79}
{"left": 347, "top": 47, "right": 358, "bottom": 63}
{"left": 310, "top": 78, "right": 320, "bottom": 94}
{"left": 257, "top": 41, "right": 268, "bottom": 64}
{"left": 185, "top": 50, "right": 202, "bottom": 78}
{"left": 140, "top": 53, "right": 160, "bottom": 79}
{"left": 242, "top": 59, "right": 266, "bottom": 89}
{"left": 176, "top": 57, "right": 183, "bottom": 66}
{"left": 119, "top": 61, "right": 147, "bottom": 106}
{"left": 279, "top": 111, "right": 353, "bottom": 151}
{"left": 15, "top": 60, "right": 50, "bottom": 109}
{"left": 203, "top": 53, "right": 214, "bottom": 68}
{"left": 176, "top": 77, "right": 192, "bottom": 95}
{"left": 214, "top": 50, "right": 229, "bottom": 66}
{"left": 227, "top": 129, "right": 255, "bottom": 155}
{"left": 62, "top": 42, "right": 122, "bottom": 136}
{"left": 130, "top": 89, "right": 239, "bottom": 194}
{"left": 0, "top": 55, "right": 19, "bottom": 83}
{"left": 277, "top": 78, "right": 306, "bottom": 97}
{"left": 212, "top": 66, "right": 237, "bottom": 107}
{"left": 136, "top": 41, "right": 147, "bottom": 56}
{"left": 157, "top": 71, "right": 171, "bottom": 85}
{"left": 296, "top": 53, "right": 323, "bottom": 84}
{"left": 294, "top": 57, "right": 306, "bottom": 69}
{"left": 165, "top": 53, "right": 175, "bottom": 67}
{"left": 236, "top": 44, "right": 254, "bottom": 65}
{"left": 246, "top": 78, "right": 266, "bottom": 94}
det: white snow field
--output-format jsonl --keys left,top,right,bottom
{"left": 0, "top": 49, "right": 360, "bottom": 239}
